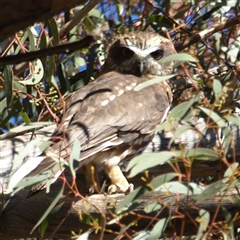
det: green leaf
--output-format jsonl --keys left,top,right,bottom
{"left": 133, "top": 231, "right": 150, "bottom": 240}
{"left": 13, "top": 78, "right": 27, "bottom": 98}
{"left": 156, "top": 182, "right": 205, "bottom": 195}
{"left": 223, "top": 162, "right": 239, "bottom": 178}
{"left": 47, "top": 17, "right": 59, "bottom": 45}
{"left": 15, "top": 31, "right": 28, "bottom": 54}
{"left": 150, "top": 173, "right": 179, "bottom": 191}
{"left": 75, "top": 230, "right": 93, "bottom": 240}
{"left": 69, "top": 139, "right": 81, "bottom": 178}
{"left": 0, "top": 97, "right": 7, "bottom": 115}
{"left": 31, "top": 183, "right": 64, "bottom": 234}
{"left": 169, "top": 125, "right": 193, "bottom": 146}
{"left": 3, "top": 65, "right": 13, "bottom": 106}
{"left": 198, "top": 106, "right": 226, "bottom": 128}
{"left": 127, "top": 151, "right": 174, "bottom": 177}
{"left": 88, "top": 8, "right": 103, "bottom": 18}
{"left": 225, "top": 115, "right": 240, "bottom": 127}
{"left": 27, "top": 27, "right": 36, "bottom": 51}
{"left": 213, "top": 79, "right": 223, "bottom": 96}
{"left": 180, "top": 148, "right": 219, "bottom": 160}
{"left": 195, "top": 181, "right": 226, "bottom": 202}
{"left": 19, "top": 59, "right": 44, "bottom": 85}
{"left": 149, "top": 218, "right": 169, "bottom": 239}
{"left": 196, "top": 209, "right": 210, "bottom": 240}
{"left": 221, "top": 126, "right": 231, "bottom": 155}
{"left": 162, "top": 94, "right": 200, "bottom": 126}
{"left": 117, "top": 3, "right": 124, "bottom": 15}
{"left": 222, "top": 207, "right": 234, "bottom": 238}
{"left": 57, "top": 62, "right": 71, "bottom": 94}
{"left": 116, "top": 186, "right": 149, "bottom": 213}
{"left": 39, "top": 202, "right": 64, "bottom": 237}
{"left": 7, "top": 137, "right": 52, "bottom": 193}
{"left": 144, "top": 202, "right": 162, "bottom": 213}
{"left": 9, "top": 122, "right": 54, "bottom": 133}
{"left": 134, "top": 74, "right": 175, "bottom": 91}
{"left": 162, "top": 53, "right": 199, "bottom": 64}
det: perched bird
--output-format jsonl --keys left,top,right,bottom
{"left": 29, "top": 31, "right": 175, "bottom": 194}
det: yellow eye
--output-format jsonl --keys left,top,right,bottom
{"left": 121, "top": 47, "right": 134, "bottom": 58}
{"left": 150, "top": 50, "right": 164, "bottom": 60}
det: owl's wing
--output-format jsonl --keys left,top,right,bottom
{"left": 52, "top": 71, "right": 171, "bottom": 160}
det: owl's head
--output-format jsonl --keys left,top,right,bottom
{"left": 100, "top": 32, "right": 175, "bottom": 77}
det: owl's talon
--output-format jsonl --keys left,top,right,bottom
{"left": 107, "top": 183, "right": 134, "bottom": 194}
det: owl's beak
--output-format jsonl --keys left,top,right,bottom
{"left": 137, "top": 59, "right": 146, "bottom": 75}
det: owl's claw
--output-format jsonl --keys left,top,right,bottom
{"left": 108, "top": 183, "right": 134, "bottom": 194}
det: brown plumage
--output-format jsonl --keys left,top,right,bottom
{"left": 29, "top": 31, "right": 175, "bottom": 194}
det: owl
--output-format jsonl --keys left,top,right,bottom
{"left": 29, "top": 31, "right": 175, "bottom": 195}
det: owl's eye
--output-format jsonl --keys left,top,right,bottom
{"left": 121, "top": 47, "right": 134, "bottom": 58}
{"left": 150, "top": 50, "right": 164, "bottom": 60}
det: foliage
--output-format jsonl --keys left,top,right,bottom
{"left": 0, "top": 0, "right": 240, "bottom": 239}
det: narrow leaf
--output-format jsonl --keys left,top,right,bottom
{"left": 150, "top": 173, "right": 179, "bottom": 191}
{"left": 199, "top": 106, "right": 226, "bottom": 127}
{"left": 144, "top": 202, "right": 162, "bottom": 213}
{"left": 9, "top": 122, "right": 53, "bottom": 133}
{"left": 47, "top": 17, "right": 59, "bottom": 45}
{"left": 195, "top": 181, "right": 226, "bottom": 202}
{"left": 213, "top": 79, "right": 222, "bottom": 96}
{"left": 157, "top": 182, "right": 205, "bottom": 195}
{"left": 127, "top": 152, "right": 174, "bottom": 177}
{"left": 162, "top": 53, "right": 199, "bottom": 64}
{"left": 134, "top": 74, "right": 175, "bottom": 91}
{"left": 3, "top": 65, "right": 13, "bottom": 106}
{"left": 149, "top": 218, "right": 169, "bottom": 239}
{"left": 225, "top": 115, "right": 240, "bottom": 127}
{"left": 69, "top": 139, "right": 81, "bottom": 178}
{"left": 116, "top": 186, "right": 149, "bottom": 213}
{"left": 31, "top": 183, "right": 64, "bottom": 233}
{"left": 196, "top": 209, "right": 210, "bottom": 240}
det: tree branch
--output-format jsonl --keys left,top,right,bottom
{"left": 0, "top": 0, "right": 100, "bottom": 41}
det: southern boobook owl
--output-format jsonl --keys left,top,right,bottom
{"left": 29, "top": 31, "right": 175, "bottom": 194}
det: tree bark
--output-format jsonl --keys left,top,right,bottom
{"left": 0, "top": 0, "right": 100, "bottom": 41}
{"left": 1, "top": 184, "right": 240, "bottom": 239}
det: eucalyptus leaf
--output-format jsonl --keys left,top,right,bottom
{"left": 134, "top": 74, "right": 175, "bottom": 91}
{"left": 167, "top": 94, "right": 200, "bottom": 121}
{"left": 198, "top": 106, "right": 226, "bottom": 128}
{"left": 162, "top": 53, "right": 199, "bottom": 64}
{"left": 40, "top": 202, "right": 64, "bottom": 238}
{"left": 149, "top": 218, "right": 169, "bottom": 239}
{"left": 144, "top": 202, "right": 162, "bottom": 213}
{"left": 75, "top": 230, "right": 93, "bottom": 240}
{"left": 213, "top": 79, "right": 223, "bottom": 96}
{"left": 150, "top": 173, "right": 179, "bottom": 191}
{"left": 31, "top": 183, "right": 64, "bottom": 234}
{"left": 223, "top": 162, "right": 239, "bottom": 178}
{"left": 127, "top": 151, "right": 174, "bottom": 177}
{"left": 69, "top": 139, "right": 81, "bottom": 178}
{"left": 225, "top": 115, "right": 240, "bottom": 127}
{"left": 19, "top": 59, "right": 44, "bottom": 85}
{"left": 116, "top": 186, "right": 149, "bottom": 213}
{"left": 9, "top": 122, "right": 53, "bottom": 133}
{"left": 3, "top": 65, "right": 13, "bottom": 106}
{"left": 195, "top": 209, "right": 210, "bottom": 240}
{"left": 222, "top": 207, "right": 234, "bottom": 238}
{"left": 179, "top": 148, "right": 219, "bottom": 160}
{"left": 195, "top": 181, "right": 226, "bottom": 202}
{"left": 133, "top": 231, "right": 150, "bottom": 240}
{"left": 157, "top": 182, "right": 205, "bottom": 195}
{"left": 169, "top": 125, "right": 194, "bottom": 146}
{"left": 47, "top": 17, "right": 59, "bottom": 45}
